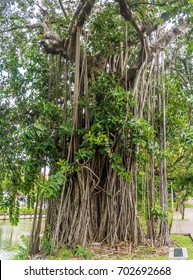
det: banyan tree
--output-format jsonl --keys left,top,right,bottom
{"left": 0, "top": 0, "right": 191, "bottom": 254}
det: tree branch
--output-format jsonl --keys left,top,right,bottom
{"left": 115, "top": 0, "right": 143, "bottom": 39}
{"left": 149, "top": 24, "right": 187, "bottom": 59}
{"left": 67, "top": 0, "right": 87, "bottom": 34}
{"left": 64, "top": 0, "right": 97, "bottom": 59}
{"left": 129, "top": 2, "right": 167, "bottom": 7}
{"left": 39, "top": 41, "right": 66, "bottom": 57}
{"left": 77, "top": 0, "right": 96, "bottom": 27}
{"left": 35, "top": 3, "right": 47, "bottom": 15}
{"left": 174, "top": 154, "right": 186, "bottom": 165}
{"left": 170, "top": 67, "right": 187, "bottom": 83}
{"left": 1, "top": 23, "right": 43, "bottom": 33}
{"left": 67, "top": 0, "right": 96, "bottom": 35}
{"left": 121, "top": 24, "right": 187, "bottom": 87}
{"left": 58, "top": 0, "right": 67, "bottom": 17}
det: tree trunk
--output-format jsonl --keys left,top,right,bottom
{"left": 158, "top": 52, "right": 169, "bottom": 245}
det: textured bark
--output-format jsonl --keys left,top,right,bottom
{"left": 29, "top": 191, "right": 44, "bottom": 255}
{"left": 46, "top": 159, "right": 144, "bottom": 246}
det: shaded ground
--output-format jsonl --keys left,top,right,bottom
{"left": 87, "top": 242, "right": 169, "bottom": 260}
{"left": 32, "top": 240, "right": 171, "bottom": 260}
{"left": 171, "top": 208, "right": 193, "bottom": 239}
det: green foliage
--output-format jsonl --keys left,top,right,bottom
{"left": 41, "top": 236, "right": 56, "bottom": 256}
{"left": 49, "top": 245, "right": 93, "bottom": 260}
{"left": 20, "top": 122, "right": 55, "bottom": 156}
{"left": 82, "top": 131, "right": 111, "bottom": 153}
{"left": 56, "top": 245, "right": 73, "bottom": 260}
{"left": 0, "top": 174, "right": 21, "bottom": 225}
{"left": 9, "top": 199, "right": 20, "bottom": 226}
{"left": 74, "top": 245, "right": 93, "bottom": 259}
{"left": 40, "top": 160, "right": 75, "bottom": 198}
{"left": 175, "top": 169, "right": 193, "bottom": 190}
{"left": 124, "top": 117, "right": 154, "bottom": 147}
{"left": 110, "top": 153, "right": 131, "bottom": 181}
{"left": 75, "top": 147, "right": 94, "bottom": 161}
{"left": 89, "top": 73, "right": 127, "bottom": 131}
{"left": 59, "top": 121, "right": 73, "bottom": 138}
{"left": 173, "top": 169, "right": 193, "bottom": 207}
{"left": 40, "top": 172, "right": 64, "bottom": 199}
{"left": 182, "top": 127, "right": 193, "bottom": 146}
{"left": 12, "top": 235, "right": 30, "bottom": 260}
{"left": 151, "top": 205, "right": 170, "bottom": 222}
{"left": 89, "top": 2, "right": 126, "bottom": 55}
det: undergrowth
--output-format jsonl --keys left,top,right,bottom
{"left": 12, "top": 235, "right": 30, "bottom": 260}
{"left": 49, "top": 245, "right": 93, "bottom": 260}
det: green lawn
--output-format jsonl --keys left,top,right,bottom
{"left": 134, "top": 234, "right": 193, "bottom": 260}
{"left": 170, "top": 235, "right": 193, "bottom": 259}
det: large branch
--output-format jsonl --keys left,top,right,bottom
{"left": 39, "top": 9, "right": 62, "bottom": 42}
{"left": 77, "top": 0, "right": 96, "bottom": 27}
{"left": 68, "top": 0, "right": 87, "bottom": 34}
{"left": 1, "top": 8, "right": 62, "bottom": 42}
{"left": 1, "top": 20, "right": 64, "bottom": 58}
{"left": 0, "top": 23, "right": 43, "bottom": 33}
{"left": 148, "top": 24, "right": 187, "bottom": 59}
{"left": 64, "top": 0, "right": 97, "bottom": 59}
{"left": 129, "top": 2, "right": 167, "bottom": 7}
{"left": 40, "top": 1, "right": 97, "bottom": 60}
{"left": 121, "top": 24, "right": 187, "bottom": 86}
{"left": 115, "top": 0, "right": 143, "bottom": 39}
{"left": 40, "top": 41, "right": 66, "bottom": 57}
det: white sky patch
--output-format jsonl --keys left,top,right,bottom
{"left": 18, "top": 67, "right": 26, "bottom": 75}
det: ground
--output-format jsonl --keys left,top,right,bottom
{"left": 87, "top": 241, "right": 170, "bottom": 260}
{"left": 36, "top": 239, "right": 186, "bottom": 260}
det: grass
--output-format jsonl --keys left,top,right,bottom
{"left": 125, "top": 234, "right": 193, "bottom": 260}
{"left": 49, "top": 245, "right": 93, "bottom": 260}
{"left": 170, "top": 234, "right": 193, "bottom": 259}
{"left": 185, "top": 203, "right": 193, "bottom": 208}
{"left": 127, "top": 245, "right": 168, "bottom": 260}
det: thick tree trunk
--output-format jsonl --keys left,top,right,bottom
{"left": 46, "top": 157, "right": 144, "bottom": 246}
